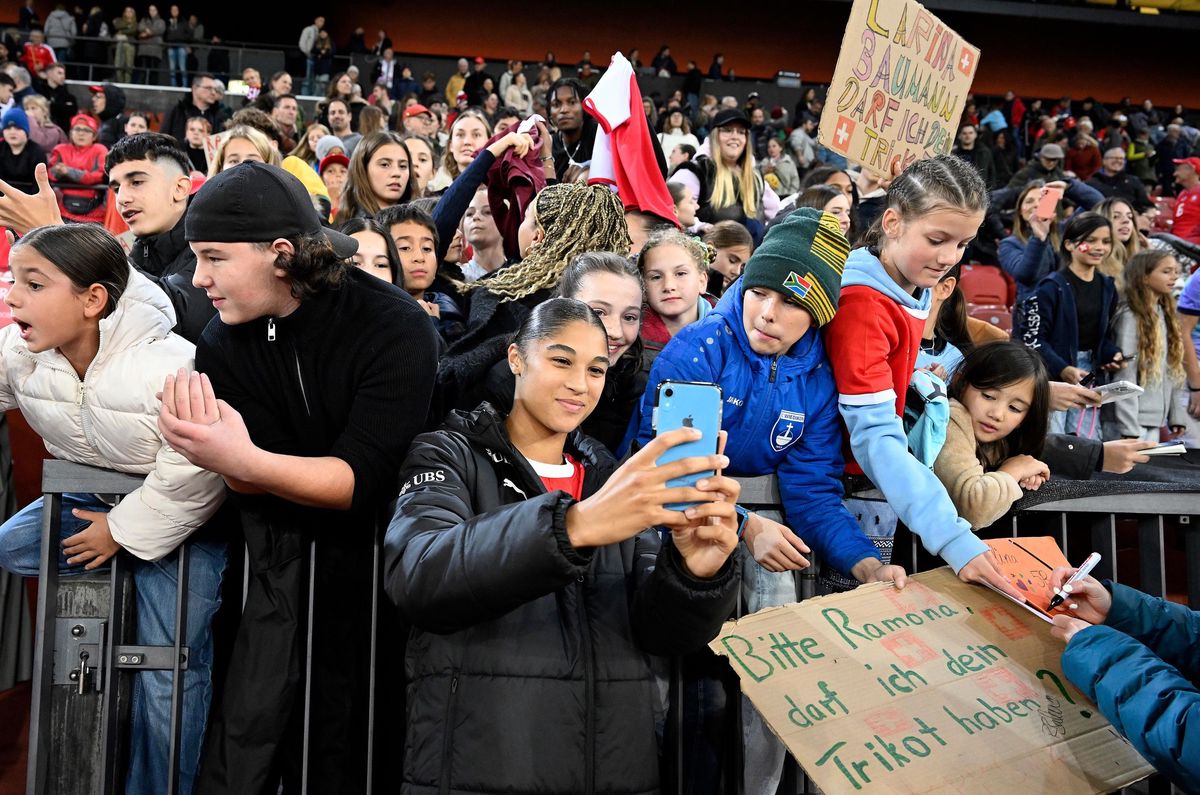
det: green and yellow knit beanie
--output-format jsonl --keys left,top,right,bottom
{"left": 740, "top": 207, "right": 850, "bottom": 327}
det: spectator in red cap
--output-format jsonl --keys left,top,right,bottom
{"left": 401, "top": 103, "right": 437, "bottom": 138}
{"left": 48, "top": 112, "right": 108, "bottom": 222}
{"left": 1172, "top": 157, "right": 1200, "bottom": 244}
{"left": 319, "top": 152, "right": 349, "bottom": 216}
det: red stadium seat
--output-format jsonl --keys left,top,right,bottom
{"left": 960, "top": 264, "right": 1009, "bottom": 308}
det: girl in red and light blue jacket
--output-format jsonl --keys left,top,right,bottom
{"left": 824, "top": 155, "right": 1023, "bottom": 598}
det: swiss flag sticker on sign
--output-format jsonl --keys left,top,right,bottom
{"left": 957, "top": 46, "right": 976, "bottom": 77}
{"left": 831, "top": 116, "right": 856, "bottom": 154}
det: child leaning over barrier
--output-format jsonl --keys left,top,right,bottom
{"left": 934, "top": 341, "right": 1052, "bottom": 530}
{"left": 823, "top": 155, "right": 1023, "bottom": 598}
{"left": 0, "top": 224, "right": 226, "bottom": 795}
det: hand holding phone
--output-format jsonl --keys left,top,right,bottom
{"left": 653, "top": 381, "right": 723, "bottom": 510}
{"left": 1035, "top": 185, "right": 1064, "bottom": 219}
{"left": 563, "top": 423, "right": 732, "bottom": 549}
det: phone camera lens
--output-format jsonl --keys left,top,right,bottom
{"left": 664, "top": 388, "right": 674, "bottom": 397}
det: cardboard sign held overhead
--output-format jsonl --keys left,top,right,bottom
{"left": 710, "top": 568, "right": 1152, "bottom": 794}
{"left": 819, "top": 0, "right": 980, "bottom": 177}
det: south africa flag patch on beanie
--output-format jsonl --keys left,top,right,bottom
{"left": 783, "top": 271, "right": 812, "bottom": 300}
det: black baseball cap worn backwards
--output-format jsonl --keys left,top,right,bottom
{"left": 185, "top": 161, "right": 358, "bottom": 259}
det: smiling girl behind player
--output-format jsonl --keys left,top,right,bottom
{"left": 1024, "top": 211, "right": 1123, "bottom": 438}
{"left": 934, "top": 341, "right": 1051, "bottom": 530}
{"left": 823, "top": 154, "right": 1022, "bottom": 596}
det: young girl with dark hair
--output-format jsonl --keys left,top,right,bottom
{"left": 1110, "top": 250, "right": 1188, "bottom": 441}
{"left": 339, "top": 216, "right": 401, "bottom": 284}
{"left": 1024, "top": 211, "right": 1123, "bottom": 438}
{"left": 0, "top": 224, "right": 226, "bottom": 793}
{"left": 914, "top": 264, "right": 974, "bottom": 379}
{"left": 702, "top": 219, "right": 753, "bottom": 296}
{"left": 385, "top": 297, "right": 740, "bottom": 794}
{"left": 376, "top": 203, "right": 465, "bottom": 342}
{"left": 934, "top": 341, "right": 1051, "bottom": 529}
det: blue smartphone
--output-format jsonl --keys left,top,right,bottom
{"left": 652, "top": 380, "right": 723, "bottom": 511}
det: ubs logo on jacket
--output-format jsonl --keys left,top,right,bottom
{"left": 770, "top": 410, "right": 806, "bottom": 452}
{"left": 400, "top": 469, "right": 445, "bottom": 495}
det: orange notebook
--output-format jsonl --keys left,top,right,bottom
{"left": 982, "top": 537, "right": 1071, "bottom": 620}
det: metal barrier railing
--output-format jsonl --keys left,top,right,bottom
{"left": 25, "top": 462, "right": 1196, "bottom": 793}
{"left": 25, "top": 459, "right": 387, "bottom": 794}
{"left": 26, "top": 460, "right": 190, "bottom": 795}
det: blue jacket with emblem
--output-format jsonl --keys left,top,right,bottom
{"left": 1061, "top": 582, "right": 1200, "bottom": 791}
{"left": 629, "top": 279, "right": 879, "bottom": 577}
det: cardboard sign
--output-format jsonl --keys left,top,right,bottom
{"left": 819, "top": 0, "right": 980, "bottom": 177}
{"left": 711, "top": 568, "right": 1152, "bottom": 794}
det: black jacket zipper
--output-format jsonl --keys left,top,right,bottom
{"left": 266, "top": 318, "right": 311, "bottom": 416}
{"left": 576, "top": 582, "right": 595, "bottom": 795}
{"left": 439, "top": 674, "right": 459, "bottom": 794}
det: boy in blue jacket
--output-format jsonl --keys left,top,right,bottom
{"left": 632, "top": 208, "right": 906, "bottom": 589}
{"left": 630, "top": 208, "right": 907, "bottom": 795}
{"left": 1050, "top": 568, "right": 1199, "bottom": 790}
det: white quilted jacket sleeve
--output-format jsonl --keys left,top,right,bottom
{"left": 105, "top": 441, "right": 226, "bottom": 562}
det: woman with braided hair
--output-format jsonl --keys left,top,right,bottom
{"left": 431, "top": 182, "right": 632, "bottom": 420}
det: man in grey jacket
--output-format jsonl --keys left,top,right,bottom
{"left": 297, "top": 15, "right": 324, "bottom": 95}
{"left": 43, "top": 3, "right": 76, "bottom": 63}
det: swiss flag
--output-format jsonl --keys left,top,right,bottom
{"left": 830, "top": 116, "right": 856, "bottom": 154}
{"left": 957, "top": 46, "right": 976, "bottom": 77}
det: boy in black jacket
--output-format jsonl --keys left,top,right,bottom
{"left": 158, "top": 162, "right": 439, "bottom": 793}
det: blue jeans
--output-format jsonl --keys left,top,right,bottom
{"left": 303, "top": 55, "right": 316, "bottom": 95}
{"left": 0, "top": 493, "right": 227, "bottom": 795}
{"left": 739, "top": 519, "right": 799, "bottom": 795}
{"left": 168, "top": 46, "right": 188, "bottom": 87}
{"left": 1050, "top": 351, "right": 1101, "bottom": 439}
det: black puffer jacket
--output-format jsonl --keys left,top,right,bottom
{"left": 430, "top": 286, "right": 551, "bottom": 424}
{"left": 384, "top": 404, "right": 740, "bottom": 795}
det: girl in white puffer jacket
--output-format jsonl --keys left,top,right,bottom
{"left": 0, "top": 224, "right": 226, "bottom": 795}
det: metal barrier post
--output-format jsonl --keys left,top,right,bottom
{"left": 25, "top": 489, "right": 62, "bottom": 795}
{"left": 300, "top": 538, "right": 317, "bottom": 795}
{"left": 366, "top": 527, "right": 381, "bottom": 794}
{"left": 166, "top": 543, "right": 191, "bottom": 795}
{"left": 99, "top": 554, "right": 127, "bottom": 795}
{"left": 1137, "top": 516, "right": 1167, "bottom": 598}
{"left": 26, "top": 461, "right": 191, "bottom": 795}
{"left": 1089, "top": 514, "right": 1118, "bottom": 581}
